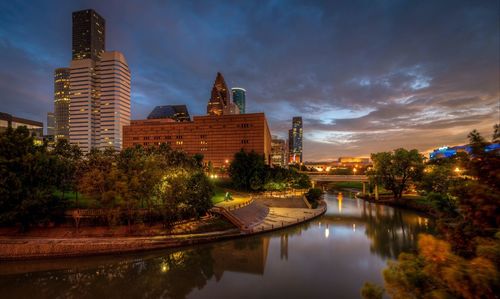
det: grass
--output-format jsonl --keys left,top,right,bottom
{"left": 330, "top": 181, "right": 364, "bottom": 190}
{"left": 53, "top": 191, "right": 99, "bottom": 209}
{"left": 211, "top": 186, "right": 227, "bottom": 204}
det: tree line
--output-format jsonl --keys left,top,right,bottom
{"left": 362, "top": 124, "right": 500, "bottom": 299}
{"left": 0, "top": 126, "right": 214, "bottom": 231}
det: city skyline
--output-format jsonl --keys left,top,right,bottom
{"left": 0, "top": 0, "right": 498, "bottom": 160}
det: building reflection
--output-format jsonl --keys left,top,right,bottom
{"left": 280, "top": 234, "right": 288, "bottom": 260}
{"left": 212, "top": 237, "right": 270, "bottom": 278}
{"left": 0, "top": 236, "right": 272, "bottom": 299}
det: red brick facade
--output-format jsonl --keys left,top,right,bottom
{"left": 123, "top": 113, "right": 272, "bottom": 168}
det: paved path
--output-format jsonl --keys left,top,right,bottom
{"left": 216, "top": 195, "right": 326, "bottom": 233}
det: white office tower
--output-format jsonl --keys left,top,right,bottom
{"left": 97, "top": 51, "right": 131, "bottom": 150}
{"left": 69, "top": 51, "right": 130, "bottom": 153}
{"left": 69, "top": 58, "right": 100, "bottom": 153}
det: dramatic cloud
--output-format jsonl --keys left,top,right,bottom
{"left": 0, "top": 0, "right": 498, "bottom": 160}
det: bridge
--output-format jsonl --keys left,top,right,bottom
{"left": 300, "top": 173, "right": 378, "bottom": 199}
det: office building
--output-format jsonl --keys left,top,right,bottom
{"left": 46, "top": 112, "right": 55, "bottom": 135}
{"left": 148, "top": 105, "right": 190, "bottom": 122}
{"left": 69, "top": 51, "right": 130, "bottom": 152}
{"left": 271, "top": 136, "right": 286, "bottom": 167}
{"left": 0, "top": 112, "right": 43, "bottom": 137}
{"left": 288, "top": 116, "right": 303, "bottom": 163}
{"left": 430, "top": 144, "right": 500, "bottom": 159}
{"left": 68, "top": 10, "right": 130, "bottom": 153}
{"left": 97, "top": 51, "right": 131, "bottom": 150}
{"left": 54, "top": 67, "right": 70, "bottom": 140}
{"left": 72, "top": 9, "right": 105, "bottom": 60}
{"left": 69, "top": 58, "right": 99, "bottom": 152}
{"left": 207, "top": 72, "right": 239, "bottom": 116}
{"left": 231, "top": 87, "right": 246, "bottom": 114}
{"left": 123, "top": 113, "right": 272, "bottom": 168}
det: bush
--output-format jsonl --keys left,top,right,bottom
{"left": 305, "top": 188, "right": 323, "bottom": 202}
{"left": 426, "top": 192, "right": 457, "bottom": 214}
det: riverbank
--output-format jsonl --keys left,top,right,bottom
{"left": 0, "top": 196, "right": 326, "bottom": 260}
{"left": 357, "top": 193, "right": 439, "bottom": 217}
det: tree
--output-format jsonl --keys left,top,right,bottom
{"left": 0, "top": 127, "right": 66, "bottom": 230}
{"left": 369, "top": 148, "right": 424, "bottom": 201}
{"left": 228, "top": 150, "right": 266, "bottom": 191}
{"left": 52, "top": 139, "right": 82, "bottom": 201}
{"left": 361, "top": 282, "right": 384, "bottom": 299}
{"left": 383, "top": 234, "right": 499, "bottom": 299}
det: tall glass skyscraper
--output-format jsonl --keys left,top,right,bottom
{"left": 288, "top": 116, "right": 303, "bottom": 164}
{"left": 231, "top": 87, "right": 246, "bottom": 114}
{"left": 207, "top": 72, "right": 239, "bottom": 115}
{"left": 53, "top": 67, "right": 70, "bottom": 140}
{"left": 72, "top": 9, "right": 105, "bottom": 60}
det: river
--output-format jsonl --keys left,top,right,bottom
{"left": 0, "top": 191, "right": 435, "bottom": 299}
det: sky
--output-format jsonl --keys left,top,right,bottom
{"left": 0, "top": 0, "right": 498, "bottom": 161}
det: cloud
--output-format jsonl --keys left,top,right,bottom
{"left": 0, "top": 0, "right": 498, "bottom": 159}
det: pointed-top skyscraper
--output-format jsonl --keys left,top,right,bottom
{"left": 207, "top": 72, "right": 239, "bottom": 115}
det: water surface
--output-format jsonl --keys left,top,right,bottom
{"left": 0, "top": 192, "right": 434, "bottom": 299}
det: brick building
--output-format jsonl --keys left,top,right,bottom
{"left": 123, "top": 112, "right": 272, "bottom": 168}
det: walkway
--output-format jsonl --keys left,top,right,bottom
{"left": 212, "top": 195, "right": 326, "bottom": 233}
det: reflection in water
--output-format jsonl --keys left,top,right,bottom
{"left": 0, "top": 192, "right": 435, "bottom": 299}
{"left": 337, "top": 192, "right": 343, "bottom": 213}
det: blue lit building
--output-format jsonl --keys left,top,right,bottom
{"left": 430, "top": 143, "right": 500, "bottom": 159}
{"left": 231, "top": 87, "right": 246, "bottom": 114}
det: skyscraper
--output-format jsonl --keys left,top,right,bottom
{"left": 271, "top": 136, "right": 286, "bottom": 167}
{"left": 68, "top": 10, "right": 130, "bottom": 153}
{"left": 288, "top": 117, "right": 303, "bottom": 164}
{"left": 97, "top": 51, "right": 131, "bottom": 150}
{"left": 72, "top": 9, "right": 105, "bottom": 60}
{"left": 69, "top": 58, "right": 99, "bottom": 152}
{"left": 207, "top": 72, "right": 239, "bottom": 116}
{"left": 54, "top": 67, "right": 70, "bottom": 140}
{"left": 231, "top": 87, "right": 246, "bottom": 114}
{"left": 46, "top": 112, "right": 55, "bottom": 136}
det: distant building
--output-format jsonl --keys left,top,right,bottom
{"left": 46, "top": 112, "right": 55, "bottom": 135}
{"left": 53, "top": 67, "right": 70, "bottom": 140}
{"left": 69, "top": 51, "right": 131, "bottom": 152}
{"left": 271, "top": 136, "right": 286, "bottom": 167}
{"left": 147, "top": 105, "right": 190, "bottom": 122}
{"left": 0, "top": 112, "right": 43, "bottom": 138}
{"left": 123, "top": 113, "right": 272, "bottom": 168}
{"left": 337, "top": 157, "right": 371, "bottom": 165}
{"left": 207, "top": 72, "right": 239, "bottom": 116}
{"left": 430, "top": 144, "right": 500, "bottom": 159}
{"left": 231, "top": 88, "right": 246, "bottom": 114}
{"left": 68, "top": 9, "right": 130, "bottom": 153}
{"left": 72, "top": 9, "right": 105, "bottom": 60}
{"left": 288, "top": 116, "right": 303, "bottom": 164}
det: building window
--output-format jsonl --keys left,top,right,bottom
{"left": 241, "top": 139, "right": 249, "bottom": 144}
{"left": 239, "top": 123, "right": 251, "bottom": 128}
{"left": 176, "top": 135, "right": 183, "bottom": 139}
{"left": 200, "top": 135, "right": 207, "bottom": 139}
{"left": 154, "top": 136, "right": 161, "bottom": 140}
{"left": 143, "top": 136, "right": 150, "bottom": 140}
{"left": 176, "top": 141, "right": 183, "bottom": 145}
{"left": 132, "top": 137, "right": 139, "bottom": 140}
{"left": 200, "top": 140, "right": 208, "bottom": 145}
{"left": 164, "top": 136, "right": 171, "bottom": 139}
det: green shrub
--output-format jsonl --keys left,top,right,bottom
{"left": 305, "top": 188, "right": 323, "bottom": 202}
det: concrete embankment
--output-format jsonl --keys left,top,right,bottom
{"left": 0, "top": 197, "right": 326, "bottom": 261}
